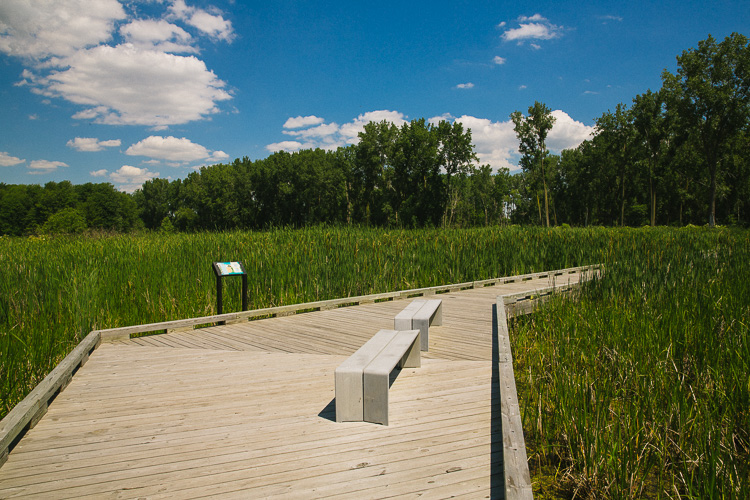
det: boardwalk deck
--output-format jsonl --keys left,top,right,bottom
{"left": 0, "top": 269, "right": 590, "bottom": 499}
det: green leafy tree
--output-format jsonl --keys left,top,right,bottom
{"left": 41, "top": 207, "right": 87, "bottom": 234}
{"left": 391, "top": 119, "right": 442, "bottom": 226}
{"left": 353, "top": 121, "right": 398, "bottom": 225}
{"left": 662, "top": 33, "right": 750, "bottom": 226}
{"left": 75, "top": 183, "right": 137, "bottom": 232}
{"left": 511, "top": 101, "right": 556, "bottom": 226}
{"left": 631, "top": 89, "right": 671, "bottom": 226}
{"left": 35, "top": 181, "right": 78, "bottom": 226}
{"left": 435, "top": 120, "right": 478, "bottom": 226}
{"left": 594, "top": 103, "right": 636, "bottom": 226}
{"left": 134, "top": 178, "right": 174, "bottom": 230}
{"left": 0, "top": 184, "right": 39, "bottom": 235}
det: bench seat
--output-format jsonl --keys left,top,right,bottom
{"left": 394, "top": 299, "right": 442, "bottom": 351}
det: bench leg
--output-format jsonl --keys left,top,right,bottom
{"left": 394, "top": 316, "right": 412, "bottom": 331}
{"left": 335, "top": 368, "right": 364, "bottom": 422}
{"left": 433, "top": 302, "right": 443, "bottom": 326}
{"left": 363, "top": 370, "right": 390, "bottom": 425}
{"left": 414, "top": 318, "right": 429, "bottom": 351}
{"left": 400, "top": 331, "right": 421, "bottom": 368}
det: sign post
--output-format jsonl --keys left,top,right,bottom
{"left": 212, "top": 262, "right": 248, "bottom": 319}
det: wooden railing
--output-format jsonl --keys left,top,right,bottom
{"left": 97, "top": 265, "right": 599, "bottom": 342}
{"left": 494, "top": 272, "right": 602, "bottom": 499}
{"left": 0, "top": 264, "right": 600, "bottom": 469}
{"left": 0, "top": 330, "right": 100, "bottom": 467}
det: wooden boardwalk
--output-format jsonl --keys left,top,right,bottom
{"left": 0, "top": 270, "right": 589, "bottom": 499}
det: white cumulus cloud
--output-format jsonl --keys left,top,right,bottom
{"left": 0, "top": 151, "right": 25, "bottom": 166}
{"left": 432, "top": 111, "right": 594, "bottom": 172}
{"left": 547, "top": 110, "right": 595, "bottom": 152}
{"left": 67, "top": 137, "right": 121, "bottom": 152}
{"left": 338, "top": 110, "right": 408, "bottom": 143}
{"left": 268, "top": 110, "right": 409, "bottom": 153}
{"left": 43, "top": 44, "right": 231, "bottom": 127}
{"left": 493, "top": 56, "right": 506, "bottom": 65}
{"left": 455, "top": 82, "right": 475, "bottom": 89}
{"left": 451, "top": 115, "right": 520, "bottom": 171}
{"left": 265, "top": 109, "right": 593, "bottom": 172}
{"left": 283, "top": 115, "right": 326, "bottom": 129}
{"left": 126, "top": 135, "right": 228, "bottom": 163}
{"left": 90, "top": 169, "right": 109, "bottom": 177}
{"left": 501, "top": 14, "right": 563, "bottom": 44}
{"left": 110, "top": 165, "right": 160, "bottom": 192}
{"left": 265, "top": 140, "right": 311, "bottom": 153}
{"left": 0, "top": 0, "right": 126, "bottom": 59}
{"left": 169, "top": 0, "right": 234, "bottom": 41}
{"left": 3, "top": 0, "right": 234, "bottom": 129}
{"left": 119, "top": 19, "right": 196, "bottom": 54}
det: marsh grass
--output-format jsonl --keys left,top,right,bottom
{"left": 511, "top": 228, "right": 750, "bottom": 498}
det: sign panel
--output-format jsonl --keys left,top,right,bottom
{"left": 214, "top": 261, "right": 245, "bottom": 276}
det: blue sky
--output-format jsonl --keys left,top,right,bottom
{"left": 1, "top": 0, "right": 748, "bottom": 192}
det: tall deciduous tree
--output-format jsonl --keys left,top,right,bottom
{"left": 662, "top": 33, "right": 750, "bottom": 226}
{"left": 631, "top": 89, "right": 670, "bottom": 226}
{"left": 354, "top": 121, "right": 398, "bottom": 225}
{"left": 595, "top": 103, "right": 635, "bottom": 226}
{"left": 511, "top": 101, "right": 556, "bottom": 226}
{"left": 435, "top": 120, "right": 478, "bottom": 226}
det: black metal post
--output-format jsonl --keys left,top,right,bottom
{"left": 217, "top": 276, "right": 223, "bottom": 315}
{"left": 241, "top": 274, "right": 248, "bottom": 311}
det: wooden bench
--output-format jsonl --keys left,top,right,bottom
{"left": 335, "top": 329, "right": 420, "bottom": 425}
{"left": 394, "top": 299, "right": 442, "bottom": 351}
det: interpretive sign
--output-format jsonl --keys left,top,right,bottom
{"left": 212, "top": 261, "right": 248, "bottom": 317}
{"left": 214, "top": 261, "right": 245, "bottom": 276}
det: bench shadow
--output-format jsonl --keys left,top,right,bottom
{"left": 318, "top": 398, "right": 337, "bottom": 421}
{"left": 491, "top": 302, "right": 507, "bottom": 498}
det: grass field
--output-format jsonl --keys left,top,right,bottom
{"left": 511, "top": 228, "right": 750, "bottom": 498}
{"left": 1, "top": 225, "right": 747, "bottom": 497}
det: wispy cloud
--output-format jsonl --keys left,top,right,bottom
{"left": 493, "top": 56, "right": 506, "bottom": 65}
{"left": 28, "top": 159, "right": 68, "bottom": 173}
{"left": 598, "top": 14, "right": 623, "bottom": 23}
{"left": 455, "top": 82, "right": 475, "bottom": 89}
{"left": 67, "top": 137, "right": 121, "bottom": 152}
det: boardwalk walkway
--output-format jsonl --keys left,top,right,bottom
{"left": 0, "top": 269, "right": 589, "bottom": 499}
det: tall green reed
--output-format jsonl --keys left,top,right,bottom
{"left": 512, "top": 227, "right": 750, "bottom": 498}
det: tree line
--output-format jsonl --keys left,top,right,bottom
{"left": 1, "top": 33, "right": 747, "bottom": 235}
{"left": 513, "top": 33, "right": 750, "bottom": 227}
{"left": 134, "top": 118, "right": 512, "bottom": 231}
